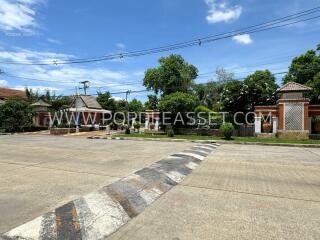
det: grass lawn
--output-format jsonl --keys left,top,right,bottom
{"left": 114, "top": 133, "right": 320, "bottom": 145}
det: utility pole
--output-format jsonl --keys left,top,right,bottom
{"left": 125, "top": 90, "right": 131, "bottom": 123}
{"left": 125, "top": 90, "right": 131, "bottom": 105}
{"left": 79, "top": 81, "right": 89, "bottom": 95}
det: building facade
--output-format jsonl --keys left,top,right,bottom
{"left": 254, "top": 82, "right": 320, "bottom": 139}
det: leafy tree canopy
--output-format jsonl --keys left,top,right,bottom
{"left": 306, "top": 72, "right": 320, "bottom": 104}
{"left": 221, "top": 80, "right": 247, "bottom": 114}
{"left": 243, "top": 70, "right": 278, "bottom": 110}
{"left": 283, "top": 50, "right": 320, "bottom": 85}
{"left": 143, "top": 54, "right": 198, "bottom": 95}
{"left": 0, "top": 98, "right": 35, "bottom": 132}
{"left": 144, "top": 95, "right": 159, "bottom": 110}
{"left": 158, "top": 92, "right": 199, "bottom": 114}
{"left": 96, "top": 91, "right": 118, "bottom": 112}
{"left": 221, "top": 70, "right": 278, "bottom": 114}
{"left": 128, "top": 98, "right": 144, "bottom": 112}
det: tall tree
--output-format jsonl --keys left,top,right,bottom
{"left": 96, "top": 91, "right": 118, "bottom": 112}
{"left": 283, "top": 50, "right": 320, "bottom": 85}
{"left": 306, "top": 72, "right": 320, "bottom": 104}
{"left": 143, "top": 54, "right": 198, "bottom": 95}
{"left": 243, "top": 70, "right": 278, "bottom": 111}
{"left": 221, "top": 80, "right": 248, "bottom": 114}
{"left": 128, "top": 98, "right": 144, "bottom": 112}
{"left": 144, "top": 95, "right": 159, "bottom": 110}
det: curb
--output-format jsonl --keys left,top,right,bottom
{"left": 87, "top": 136, "right": 320, "bottom": 148}
{"left": 2, "top": 143, "right": 219, "bottom": 240}
{"left": 87, "top": 136, "right": 219, "bottom": 144}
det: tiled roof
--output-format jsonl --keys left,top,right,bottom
{"left": 0, "top": 88, "right": 27, "bottom": 100}
{"left": 277, "top": 82, "right": 312, "bottom": 92}
{"left": 73, "top": 95, "right": 102, "bottom": 109}
{"left": 31, "top": 99, "right": 51, "bottom": 107}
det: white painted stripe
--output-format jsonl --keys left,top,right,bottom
{"left": 178, "top": 152, "right": 205, "bottom": 160}
{"left": 200, "top": 144, "right": 216, "bottom": 149}
{"left": 165, "top": 171, "right": 186, "bottom": 183}
{"left": 74, "top": 191, "right": 130, "bottom": 240}
{"left": 194, "top": 145, "right": 215, "bottom": 151}
{"left": 189, "top": 148, "right": 209, "bottom": 155}
{"left": 185, "top": 162, "right": 199, "bottom": 170}
{"left": 4, "top": 215, "right": 43, "bottom": 240}
{"left": 167, "top": 156, "right": 184, "bottom": 159}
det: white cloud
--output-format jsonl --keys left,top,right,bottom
{"left": 232, "top": 34, "right": 253, "bottom": 44}
{"left": 14, "top": 85, "right": 61, "bottom": 93}
{"left": 47, "top": 38, "right": 62, "bottom": 44}
{"left": 205, "top": 0, "right": 242, "bottom": 24}
{"left": 0, "top": 79, "right": 8, "bottom": 87}
{"left": 0, "top": 0, "right": 44, "bottom": 32}
{"left": 0, "top": 48, "right": 144, "bottom": 93}
{"left": 116, "top": 43, "right": 126, "bottom": 49}
{"left": 111, "top": 96, "right": 123, "bottom": 101}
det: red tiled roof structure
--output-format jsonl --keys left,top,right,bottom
{"left": 276, "top": 82, "right": 312, "bottom": 93}
{"left": 0, "top": 87, "right": 27, "bottom": 100}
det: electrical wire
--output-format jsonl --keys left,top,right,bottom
{"left": 0, "top": 7, "right": 319, "bottom": 65}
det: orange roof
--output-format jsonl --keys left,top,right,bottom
{"left": 0, "top": 88, "right": 27, "bottom": 100}
{"left": 277, "top": 82, "right": 311, "bottom": 93}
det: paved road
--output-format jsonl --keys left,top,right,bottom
{"left": 109, "top": 144, "right": 320, "bottom": 240}
{"left": 0, "top": 135, "right": 194, "bottom": 233}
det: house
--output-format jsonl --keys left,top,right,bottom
{"left": 68, "top": 95, "right": 111, "bottom": 126}
{"left": 254, "top": 82, "right": 320, "bottom": 139}
{"left": 0, "top": 88, "right": 27, "bottom": 105}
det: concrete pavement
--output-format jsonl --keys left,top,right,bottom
{"left": 109, "top": 144, "right": 320, "bottom": 240}
{"left": 0, "top": 135, "right": 194, "bottom": 234}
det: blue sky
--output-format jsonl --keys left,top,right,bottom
{"left": 0, "top": 0, "right": 319, "bottom": 102}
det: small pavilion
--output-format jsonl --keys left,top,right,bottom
{"left": 31, "top": 99, "right": 51, "bottom": 127}
{"left": 254, "top": 82, "right": 320, "bottom": 139}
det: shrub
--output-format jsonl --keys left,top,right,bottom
{"left": 125, "top": 125, "right": 131, "bottom": 134}
{"left": 166, "top": 125, "right": 174, "bottom": 137}
{"left": 133, "top": 121, "right": 141, "bottom": 131}
{"left": 219, "top": 123, "right": 234, "bottom": 140}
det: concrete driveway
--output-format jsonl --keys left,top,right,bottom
{"left": 109, "top": 144, "right": 320, "bottom": 240}
{"left": 1, "top": 136, "right": 320, "bottom": 239}
{"left": 0, "top": 135, "right": 194, "bottom": 233}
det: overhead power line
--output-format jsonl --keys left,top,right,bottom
{"left": 0, "top": 7, "right": 319, "bottom": 66}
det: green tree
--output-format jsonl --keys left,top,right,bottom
{"left": 221, "top": 80, "right": 247, "bottom": 114}
{"left": 244, "top": 70, "right": 278, "bottom": 111}
{"left": 306, "top": 72, "right": 320, "bottom": 103}
{"left": 194, "top": 68, "right": 233, "bottom": 110}
{"left": 96, "top": 91, "right": 118, "bottom": 112}
{"left": 144, "top": 95, "right": 159, "bottom": 110}
{"left": 0, "top": 98, "right": 35, "bottom": 132}
{"left": 283, "top": 50, "right": 320, "bottom": 85}
{"left": 50, "top": 96, "right": 72, "bottom": 111}
{"left": 128, "top": 98, "right": 144, "bottom": 112}
{"left": 317, "top": 44, "right": 320, "bottom": 51}
{"left": 159, "top": 92, "right": 198, "bottom": 113}
{"left": 143, "top": 54, "right": 198, "bottom": 95}
{"left": 158, "top": 92, "right": 199, "bottom": 127}
{"left": 25, "top": 88, "right": 39, "bottom": 103}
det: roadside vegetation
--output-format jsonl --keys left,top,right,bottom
{"left": 114, "top": 133, "right": 320, "bottom": 145}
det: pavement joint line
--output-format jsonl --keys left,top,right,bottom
{"left": 1, "top": 143, "right": 218, "bottom": 240}
{"left": 303, "top": 148, "right": 320, "bottom": 159}
{"left": 181, "top": 184, "right": 320, "bottom": 203}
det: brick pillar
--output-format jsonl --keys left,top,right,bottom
{"left": 278, "top": 104, "right": 284, "bottom": 130}
{"left": 304, "top": 103, "right": 309, "bottom": 131}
